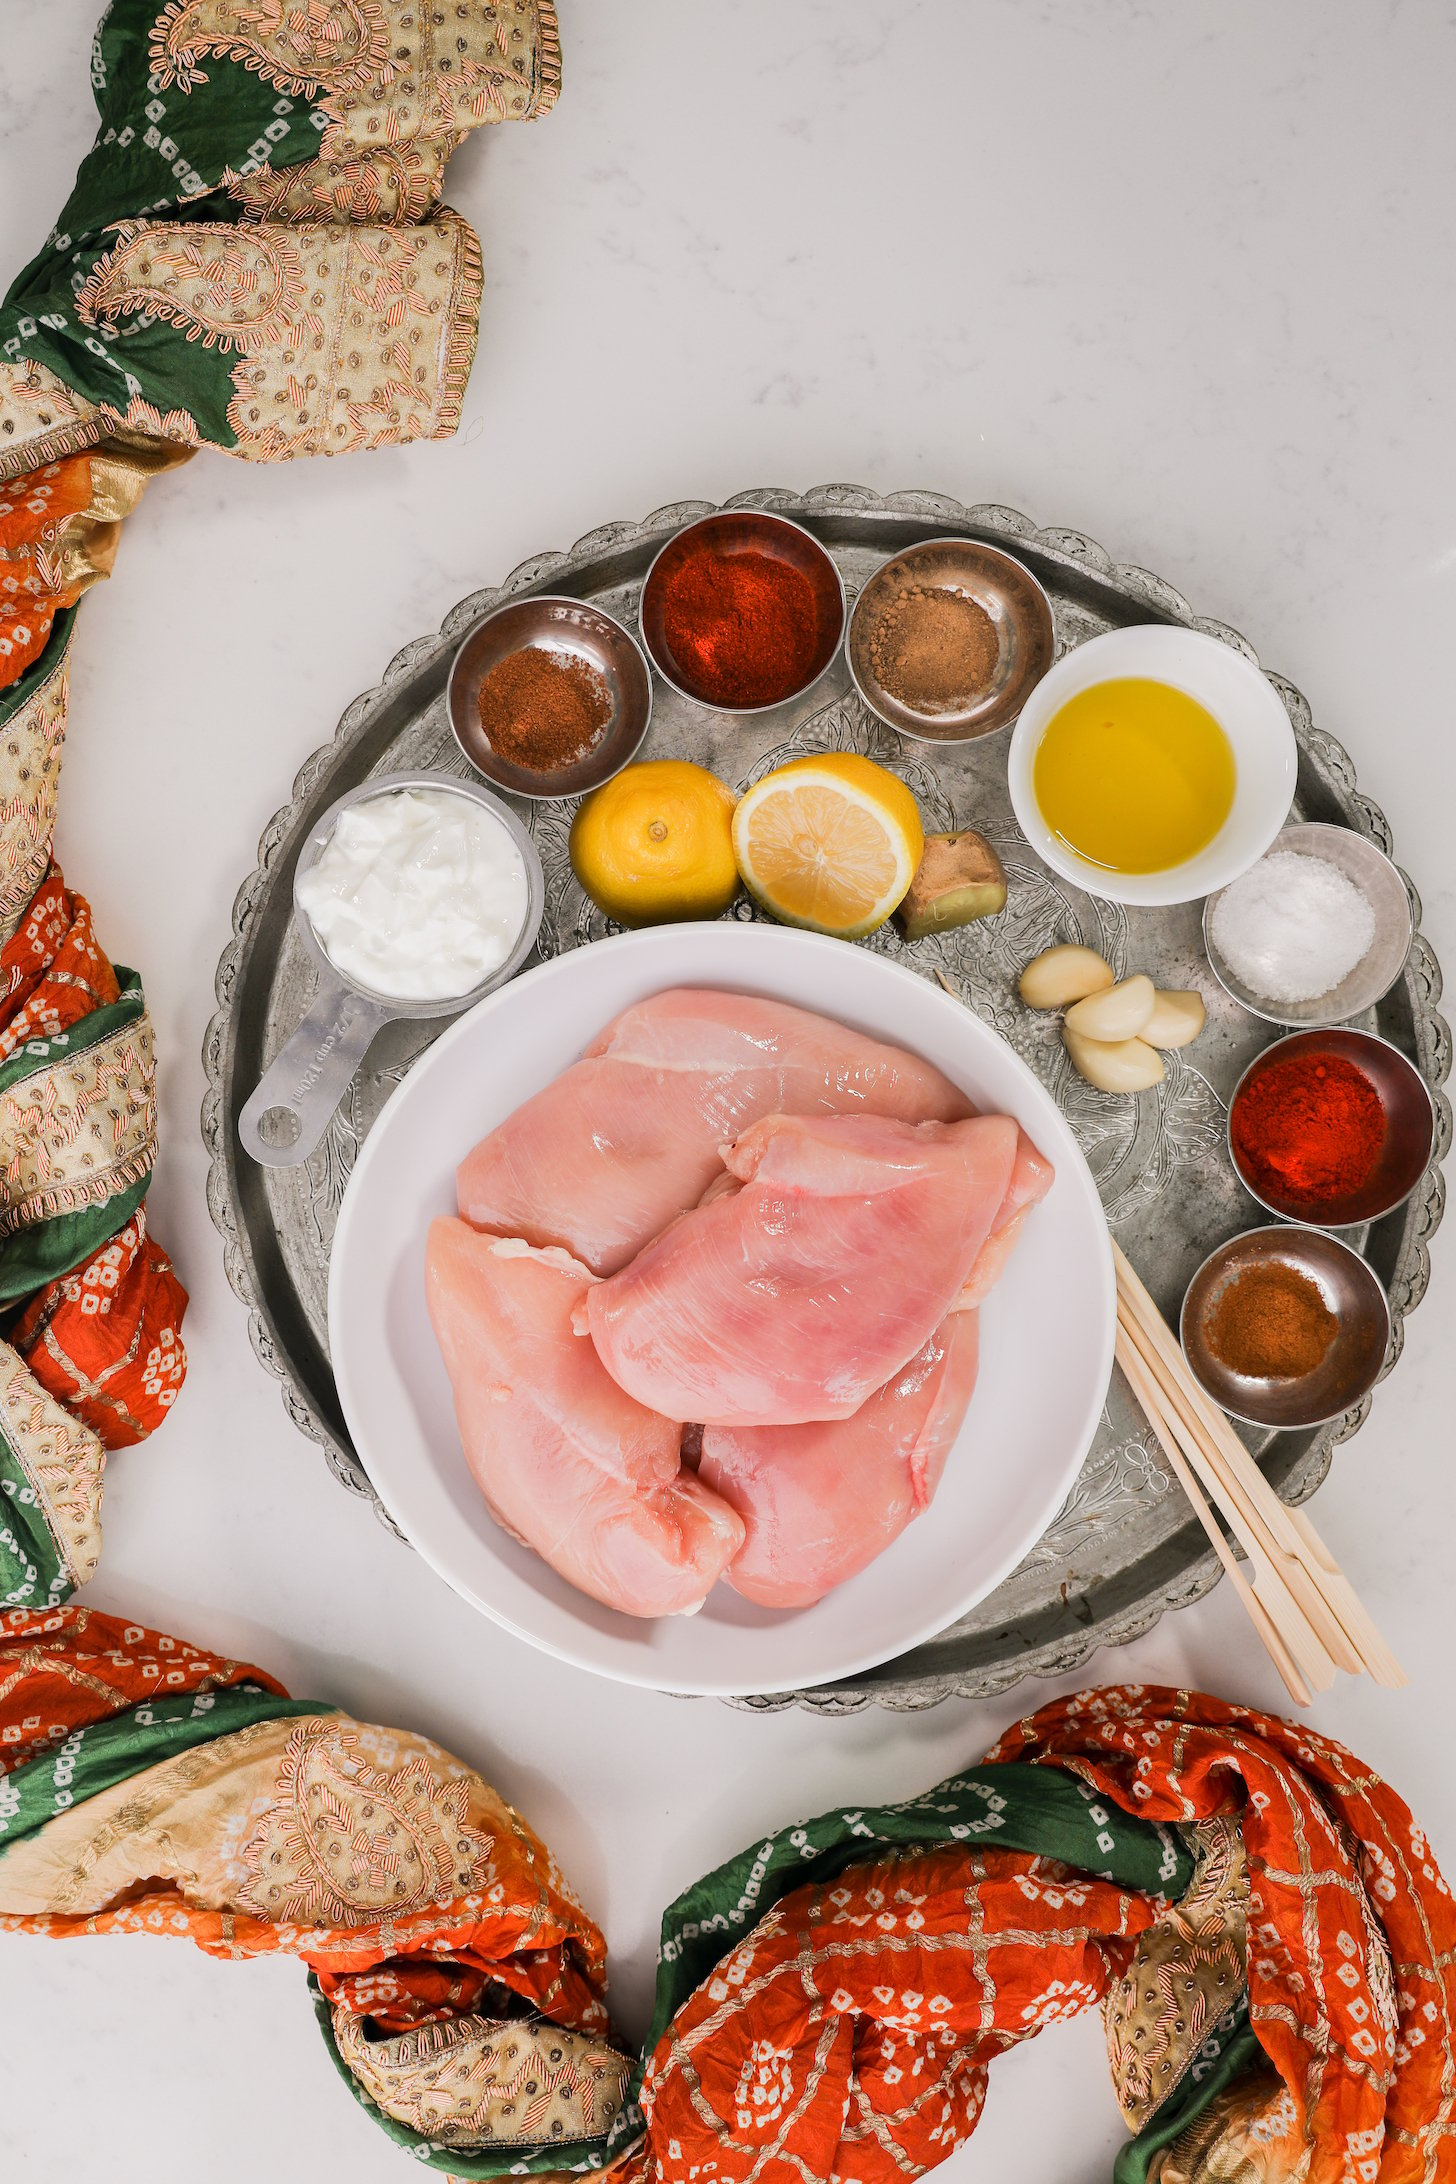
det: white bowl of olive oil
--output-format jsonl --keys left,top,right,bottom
{"left": 1007, "top": 626, "right": 1297, "bottom": 908}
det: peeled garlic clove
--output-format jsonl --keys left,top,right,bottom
{"left": 1064, "top": 972, "right": 1156, "bottom": 1042}
{"left": 1143, "top": 988, "right": 1206, "bottom": 1050}
{"left": 1018, "top": 944, "right": 1114, "bottom": 1010}
{"left": 1063, "top": 1026, "right": 1165, "bottom": 1092}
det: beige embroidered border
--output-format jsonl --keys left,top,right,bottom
{"left": 0, "top": 1013, "right": 157, "bottom": 1236}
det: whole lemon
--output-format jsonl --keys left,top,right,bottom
{"left": 570, "top": 760, "right": 740, "bottom": 926}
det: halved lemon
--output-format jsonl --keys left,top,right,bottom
{"left": 570, "top": 759, "right": 739, "bottom": 926}
{"left": 732, "top": 754, "right": 924, "bottom": 937}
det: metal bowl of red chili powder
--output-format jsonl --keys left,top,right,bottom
{"left": 1228, "top": 1026, "right": 1436, "bottom": 1229}
{"left": 1181, "top": 1225, "right": 1390, "bottom": 1429}
{"left": 639, "top": 511, "right": 846, "bottom": 714}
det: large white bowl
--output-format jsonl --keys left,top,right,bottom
{"left": 1007, "top": 625, "right": 1298, "bottom": 907}
{"left": 329, "top": 923, "right": 1113, "bottom": 1696}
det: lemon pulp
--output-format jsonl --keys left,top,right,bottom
{"left": 1033, "top": 678, "right": 1236, "bottom": 874}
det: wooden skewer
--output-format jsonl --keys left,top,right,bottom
{"left": 1115, "top": 1301, "right": 1335, "bottom": 1681}
{"left": 1115, "top": 1321, "right": 1314, "bottom": 1705}
{"left": 1117, "top": 1303, "right": 1337, "bottom": 1689}
{"left": 931, "top": 961, "right": 1399, "bottom": 1692}
{"left": 1117, "top": 1290, "right": 1361, "bottom": 1675}
{"left": 1113, "top": 1240, "right": 1402, "bottom": 1689}
{"left": 1113, "top": 1244, "right": 1365, "bottom": 1674}
{"left": 1115, "top": 1244, "right": 1311, "bottom": 1559}
{"left": 1288, "top": 1507, "right": 1407, "bottom": 1690}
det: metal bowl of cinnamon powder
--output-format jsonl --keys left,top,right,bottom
{"left": 1180, "top": 1224, "right": 1390, "bottom": 1429}
{"left": 448, "top": 595, "right": 652, "bottom": 801}
{"left": 847, "top": 539, "right": 1055, "bottom": 743}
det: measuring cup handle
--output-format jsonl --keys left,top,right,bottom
{"left": 238, "top": 980, "right": 390, "bottom": 1168}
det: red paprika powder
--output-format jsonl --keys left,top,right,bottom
{"left": 656, "top": 545, "right": 821, "bottom": 709}
{"left": 1230, "top": 1047, "right": 1386, "bottom": 1211}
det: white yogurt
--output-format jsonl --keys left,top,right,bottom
{"left": 297, "top": 786, "right": 528, "bottom": 1002}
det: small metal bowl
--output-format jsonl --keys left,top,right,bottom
{"left": 448, "top": 595, "right": 652, "bottom": 801}
{"left": 1228, "top": 1025, "right": 1436, "bottom": 1228}
{"left": 1181, "top": 1224, "right": 1390, "bottom": 1429}
{"left": 639, "top": 510, "right": 846, "bottom": 714}
{"left": 1203, "top": 821, "right": 1413, "bottom": 1027}
{"left": 847, "top": 538, "right": 1055, "bottom": 743}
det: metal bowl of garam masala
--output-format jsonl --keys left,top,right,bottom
{"left": 847, "top": 538, "right": 1056, "bottom": 743}
{"left": 448, "top": 595, "right": 653, "bottom": 801}
{"left": 1180, "top": 1224, "right": 1390, "bottom": 1430}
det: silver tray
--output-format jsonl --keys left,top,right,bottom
{"left": 202, "top": 485, "right": 1451, "bottom": 1713}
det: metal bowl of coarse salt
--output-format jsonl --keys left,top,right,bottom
{"left": 1203, "top": 821, "right": 1413, "bottom": 1028}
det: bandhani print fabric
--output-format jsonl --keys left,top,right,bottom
{"left": 2, "top": 1613, "right": 1451, "bottom": 2183}
{"left": 0, "top": 1, "right": 559, "bottom": 1601}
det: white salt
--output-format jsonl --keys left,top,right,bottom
{"left": 1210, "top": 850, "right": 1376, "bottom": 1005}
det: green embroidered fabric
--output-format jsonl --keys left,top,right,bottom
{"left": 0, "top": 1686, "right": 331, "bottom": 1845}
{"left": 316, "top": 1760, "right": 1197, "bottom": 2178}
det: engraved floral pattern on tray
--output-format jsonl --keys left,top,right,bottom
{"left": 203, "top": 485, "right": 1451, "bottom": 1711}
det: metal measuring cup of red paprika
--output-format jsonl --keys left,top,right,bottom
{"left": 638, "top": 509, "right": 847, "bottom": 714}
{"left": 1227, "top": 1025, "right": 1437, "bottom": 1229}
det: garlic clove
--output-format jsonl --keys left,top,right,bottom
{"left": 1142, "top": 988, "right": 1206, "bottom": 1049}
{"left": 1018, "top": 943, "right": 1114, "bottom": 1010}
{"left": 1063, "top": 1026, "right": 1165, "bottom": 1092}
{"left": 1063, "top": 972, "right": 1156, "bottom": 1042}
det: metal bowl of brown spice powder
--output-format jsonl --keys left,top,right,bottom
{"left": 1180, "top": 1224, "right": 1391, "bottom": 1430}
{"left": 448, "top": 595, "right": 653, "bottom": 800}
{"left": 847, "top": 538, "right": 1055, "bottom": 744}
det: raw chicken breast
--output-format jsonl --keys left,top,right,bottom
{"left": 456, "top": 988, "right": 973, "bottom": 1276}
{"left": 425, "top": 1218, "right": 744, "bottom": 1618}
{"left": 701, "top": 1310, "right": 980, "bottom": 1609}
{"left": 584, "top": 1111, "right": 1019, "bottom": 1426}
{"left": 956, "top": 1126, "right": 1055, "bottom": 1308}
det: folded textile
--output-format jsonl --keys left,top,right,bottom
{"left": 0, "top": 1, "right": 559, "bottom": 1601}
{"left": 4, "top": 1609, "right": 1451, "bottom": 2183}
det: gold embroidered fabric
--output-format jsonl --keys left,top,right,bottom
{"left": 1149, "top": 2066, "right": 1310, "bottom": 2183}
{"left": 0, "top": 1339, "right": 105, "bottom": 1590}
{"left": 0, "top": 1011, "right": 157, "bottom": 1237}
{"left": 335, "top": 2011, "right": 631, "bottom": 2149}
{"left": 1106, "top": 1816, "right": 1250, "bottom": 2131}
{"left": 0, "top": 651, "right": 69, "bottom": 944}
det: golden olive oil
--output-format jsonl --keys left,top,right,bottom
{"left": 1033, "top": 678, "right": 1236, "bottom": 873}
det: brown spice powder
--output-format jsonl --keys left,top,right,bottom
{"left": 866, "top": 586, "right": 999, "bottom": 713}
{"left": 1204, "top": 1260, "right": 1339, "bottom": 1380}
{"left": 477, "top": 646, "right": 612, "bottom": 772}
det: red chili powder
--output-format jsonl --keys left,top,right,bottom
{"left": 1231, "top": 1048, "right": 1386, "bottom": 1208}
{"left": 657, "top": 546, "right": 820, "bottom": 708}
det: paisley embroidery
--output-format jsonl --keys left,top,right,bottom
{"left": 1105, "top": 1817, "right": 1249, "bottom": 2131}
{"left": 148, "top": 0, "right": 394, "bottom": 99}
{"left": 225, "top": 211, "right": 480, "bottom": 459}
{"left": 0, "top": 647, "right": 67, "bottom": 943}
{"left": 149, "top": 0, "right": 558, "bottom": 150}
{"left": 333, "top": 2010, "right": 631, "bottom": 2147}
{"left": 224, "top": 144, "right": 444, "bottom": 226}
{"left": 0, "top": 1338, "right": 105, "bottom": 1590}
{"left": 0, "top": 364, "right": 101, "bottom": 484}
{"left": 76, "top": 224, "right": 307, "bottom": 356}
{"left": 237, "top": 1715, "right": 497, "bottom": 1927}
{"left": 0, "top": 1017, "right": 157, "bottom": 1236}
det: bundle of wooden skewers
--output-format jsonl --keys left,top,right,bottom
{"left": 1114, "top": 1241, "right": 1404, "bottom": 1705}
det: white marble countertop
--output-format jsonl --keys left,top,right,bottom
{"left": 3, "top": 5, "right": 1454, "bottom": 2179}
